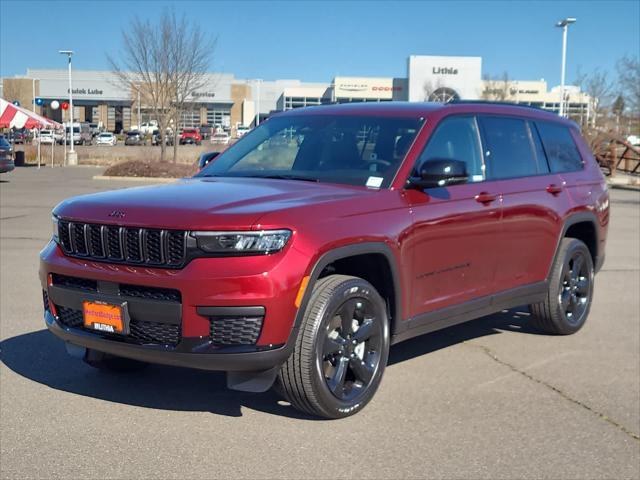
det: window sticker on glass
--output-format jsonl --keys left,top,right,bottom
{"left": 366, "top": 176, "right": 384, "bottom": 188}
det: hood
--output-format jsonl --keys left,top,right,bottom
{"left": 54, "top": 177, "right": 379, "bottom": 230}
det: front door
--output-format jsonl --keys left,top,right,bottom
{"left": 404, "top": 115, "right": 502, "bottom": 318}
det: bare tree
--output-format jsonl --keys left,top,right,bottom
{"left": 108, "top": 17, "right": 174, "bottom": 161}
{"left": 616, "top": 55, "right": 640, "bottom": 114}
{"left": 2, "top": 81, "right": 21, "bottom": 105}
{"left": 109, "top": 11, "right": 214, "bottom": 162}
{"left": 575, "top": 67, "right": 613, "bottom": 127}
{"left": 481, "top": 72, "right": 514, "bottom": 101}
{"left": 166, "top": 13, "right": 214, "bottom": 162}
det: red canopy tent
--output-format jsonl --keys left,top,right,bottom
{"left": 1, "top": 98, "right": 63, "bottom": 167}
{"left": 0, "top": 98, "right": 62, "bottom": 129}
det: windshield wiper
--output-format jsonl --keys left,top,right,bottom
{"left": 253, "top": 174, "right": 319, "bottom": 182}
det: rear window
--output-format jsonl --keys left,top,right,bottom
{"left": 99, "top": 133, "right": 111, "bottom": 137}
{"left": 535, "top": 121, "right": 584, "bottom": 173}
{"left": 480, "top": 116, "right": 540, "bottom": 180}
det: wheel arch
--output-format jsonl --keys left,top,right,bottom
{"left": 551, "top": 211, "right": 601, "bottom": 277}
{"left": 292, "top": 242, "right": 402, "bottom": 339}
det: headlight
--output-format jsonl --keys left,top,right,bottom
{"left": 52, "top": 215, "right": 60, "bottom": 243}
{"left": 191, "top": 229, "right": 292, "bottom": 255}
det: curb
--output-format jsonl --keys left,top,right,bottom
{"left": 93, "top": 175, "right": 178, "bottom": 183}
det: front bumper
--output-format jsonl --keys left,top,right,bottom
{"left": 40, "top": 238, "right": 312, "bottom": 371}
{"left": 45, "top": 310, "right": 292, "bottom": 371}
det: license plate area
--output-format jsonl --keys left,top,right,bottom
{"left": 83, "top": 300, "right": 130, "bottom": 335}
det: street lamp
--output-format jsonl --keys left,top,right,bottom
{"left": 59, "top": 50, "right": 77, "bottom": 164}
{"left": 254, "top": 79, "right": 263, "bottom": 127}
{"left": 556, "top": 17, "right": 576, "bottom": 117}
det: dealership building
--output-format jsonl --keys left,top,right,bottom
{"left": 0, "top": 55, "right": 594, "bottom": 132}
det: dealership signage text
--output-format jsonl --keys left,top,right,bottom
{"left": 68, "top": 88, "right": 104, "bottom": 95}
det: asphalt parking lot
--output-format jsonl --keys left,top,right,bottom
{"left": 1, "top": 167, "right": 639, "bottom": 479}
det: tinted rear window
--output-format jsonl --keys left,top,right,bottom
{"left": 535, "top": 121, "right": 584, "bottom": 173}
{"left": 480, "top": 116, "right": 539, "bottom": 180}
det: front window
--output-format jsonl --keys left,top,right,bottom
{"left": 197, "top": 114, "right": 423, "bottom": 188}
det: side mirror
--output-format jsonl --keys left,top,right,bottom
{"left": 409, "top": 158, "right": 469, "bottom": 189}
{"left": 198, "top": 151, "right": 220, "bottom": 170}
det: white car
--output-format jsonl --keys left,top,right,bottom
{"left": 627, "top": 135, "right": 640, "bottom": 147}
{"left": 96, "top": 132, "right": 117, "bottom": 146}
{"left": 139, "top": 121, "right": 159, "bottom": 135}
{"left": 236, "top": 126, "right": 251, "bottom": 138}
{"left": 38, "top": 130, "right": 55, "bottom": 144}
{"left": 211, "top": 132, "right": 230, "bottom": 145}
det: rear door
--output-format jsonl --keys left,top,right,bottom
{"left": 478, "top": 115, "right": 571, "bottom": 290}
{"left": 404, "top": 115, "right": 502, "bottom": 317}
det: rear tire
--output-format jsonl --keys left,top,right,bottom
{"left": 530, "top": 238, "right": 594, "bottom": 335}
{"left": 277, "top": 275, "right": 390, "bottom": 419}
{"left": 83, "top": 349, "right": 148, "bottom": 373}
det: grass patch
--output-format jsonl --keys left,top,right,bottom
{"left": 103, "top": 160, "right": 199, "bottom": 178}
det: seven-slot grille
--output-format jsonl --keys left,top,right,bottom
{"left": 57, "top": 220, "right": 186, "bottom": 267}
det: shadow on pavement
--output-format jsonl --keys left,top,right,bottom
{"left": 0, "top": 309, "right": 542, "bottom": 419}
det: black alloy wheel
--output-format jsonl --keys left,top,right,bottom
{"left": 320, "top": 297, "right": 384, "bottom": 402}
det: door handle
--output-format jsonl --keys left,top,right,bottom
{"left": 475, "top": 192, "right": 497, "bottom": 204}
{"left": 546, "top": 184, "right": 563, "bottom": 195}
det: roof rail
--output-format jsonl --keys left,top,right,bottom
{"left": 448, "top": 100, "right": 549, "bottom": 112}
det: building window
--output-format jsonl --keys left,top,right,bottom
{"left": 206, "top": 106, "right": 231, "bottom": 128}
{"left": 180, "top": 109, "right": 201, "bottom": 129}
{"left": 283, "top": 96, "right": 329, "bottom": 110}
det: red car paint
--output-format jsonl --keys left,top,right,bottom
{"left": 180, "top": 128, "right": 202, "bottom": 144}
{"left": 40, "top": 102, "right": 609, "bottom": 368}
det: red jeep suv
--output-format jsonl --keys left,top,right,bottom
{"left": 180, "top": 128, "right": 202, "bottom": 145}
{"left": 40, "top": 102, "right": 609, "bottom": 418}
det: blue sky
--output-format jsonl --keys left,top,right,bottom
{"left": 1, "top": 0, "right": 638, "bottom": 87}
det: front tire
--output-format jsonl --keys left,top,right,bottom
{"left": 277, "top": 275, "right": 390, "bottom": 419}
{"left": 530, "top": 238, "right": 594, "bottom": 335}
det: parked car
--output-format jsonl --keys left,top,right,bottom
{"left": 9, "top": 129, "right": 29, "bottom": 144}
{"left": 211, "top": 131, "right": 230, "bottom": 145}
{"left": 0, "top": 135, "right": 14, "bottom": 173}
{"left": 236, "top": 126, "right": 251, "bottom": 138}
{"left": 198, "top": 126, "right": 212, "bottom": 140}
{"left": 151, "top": 129, "right": 175, "bottom": 146}
{"left": 65, "top": 123, "right": 92, "bottom": 146}
{"left": 180, "top": 128, "right": 202, "bottom": 145}
{"left": 38, "top": 130, "right": 56, "bottom": 145}
{"left": 124, "top": 130, "right": 147, "bottom": 146}
{"left": 627, "top": 134, "right": 640, "bottom": 147}
{"left": 96, "top": 132, "right": 117, "bottom": 146}
{"left": 87, "top": 123, "right": 101, "bottom": 138}
{"left": 40, "top": 102, "right": 609, "bottom": 419}
{"left": 197, "top": 151, "right": 220, "bottom": 169}
{"left": 139, "top": 121, "right": 159, "bottom": 135}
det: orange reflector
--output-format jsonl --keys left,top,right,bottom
{"left": 295, "top": 276, "right": 310, "bottom": 308}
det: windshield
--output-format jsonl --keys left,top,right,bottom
{"left": 99, "top": 133, "right": 111, "bottom": 137}
{"left": 127, "top": 131, "right": 140, "bottom": 136}
{"left": 41, "top": 130, "right": 51, "bottom": 135}
{"left": 197, "top": 114, "right": 422, "bottom": 188}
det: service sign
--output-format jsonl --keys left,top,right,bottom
{"left": 333, "top": 77, "right": 405, "bottom": 100}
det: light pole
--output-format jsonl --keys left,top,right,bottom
{"left": 254, "top": 79, "right": 263, "bottom": 126}
{"left": 556, "top": 17, "right": 576, "bottom": 117}
{"left": 59, "top": 50, "right": 77, "bottom": 164}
